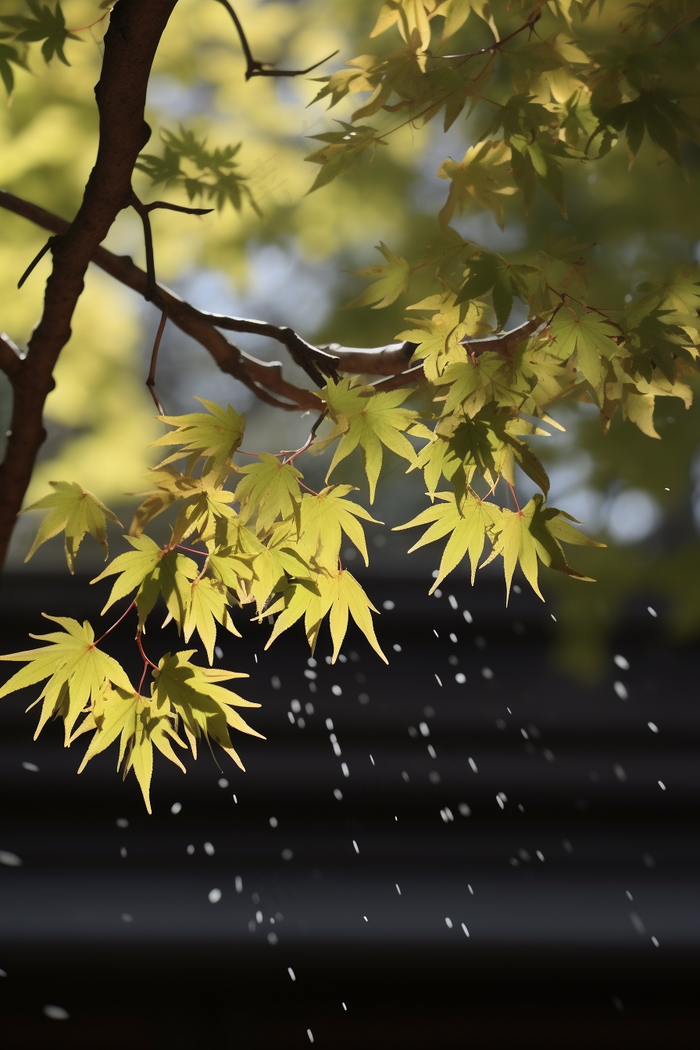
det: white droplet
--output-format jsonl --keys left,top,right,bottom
{"left": 648, "top": 722, "right": 659, "bottom": 733}
{"left": 288, "top": 967, "right": 296, "bottom": 981}
{"left": 267, "top": 932, "right": 278, "bottom": 945}
{"left": 271, "top": 675, "right": 281, "bottom": 689}
{"left": 281, "top": 849, "right": 294, "bottom": 861}
{"left": 116, "top": 818, "right": 129, "bottom": 828}
{"left": 0, "top": 968, "right": 7, "bottom": 977}
{"left": 468, "top": 757, "right": 478, "bottom": 773}
{"left": 445, "top": 917, "right": 453, "bottom": 928}
{"left": 455, "top": 673, "right": 466, "bottom": 684}
{"left": 458, "top": 803, "right": 471, "bottom": 817}
{"left": 419, "top": 721, "right": 430, "bottom": 737}
{"left": 170, "top": 802, "right": 182, "bottom": 815}
{"left": 448, "top": 595, "right": 458, "bottom": 610}
{"left": 333, "top": 789, "right": 343, "bottom": 800}
{"left": 43, "top": 1005, "right": 69, "bottom": 1020}
{"left": 331, "top": 685, "right": 342, "bottom": 696}
{"left": 434, "top": 674, "right": 443, "bottom": 686}
{"left": 382, "top": 600, "right": 395, "bottom": 610}
{"left": 614, "top": 681, "right": 628, "bottom": 700}
{"left": 614, "top": 764, "right": 627, "bottom": 782}
{"left": 651, "top": 936, "right": 659, "bottom": 947}
{"left": 307, "top": 1030, "right": 314, "bottom": 1043}
{"left": 369, "top": 754, "right": 375, "bottom": 765}
{"left": 396, "top": 884, "right": 401, "bottom": 895}
{"left": 658, "top": 780, "right": 666, "bottom": 790}
{"left": 187, "top": 844, "right": 195, "bottom": 856}
{"left": 0, "top": 850, "right": 22, "bottom": 867}
{"left": 461, "top": 923, "right": 470, "bottom": 937}
{"left": 21, "top": 761, "right": 39, "bottom": 772}
{"left": 463, "top": 610, "right": 473, "bottom": 624}
{"left": 341, "top": 762, "right": 349, "bottom": 777}
{"left": 481, "top": 667, "right": 494, "bottom": 680}
{"left": 204, "top": 841, "right": 215, "bottom": 856}
{"left": 325, "top": 717, "right": 334, "bottom": 730}
{"left": 647, "top": 606, "right": 657, "bottom": 617}
{"left": 214, "top": 645, "right": 224, "bottom": 659}
{"left": 613, "top": 654, "right": 630, "bottom": 670}
{"left": 269, "top": 817, "right": 278, "bottom": 828}
{"left": 393, "top": 643, "right": 402, "bottom": 652}
{"left": 121, "top": 913, "right": 133, "bottom": 923}
{"left": 255, "top": 910, "right": 263, "bottom": 924}
{"left": 536, "top": 850, "right": 545, "bottom": 861}
{"left": 120, "top": 847, "right": 127, "bottom": 859}
{"left": 352, "top": 840, "right": 359, "bottom": 854}
{"left": 208, "top": 888, "right": 222, "bottom": 904}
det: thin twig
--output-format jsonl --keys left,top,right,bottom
{"left": 17, "top": 236, "right": 59, "bottom": 289}
{"left": 147, "top": 306, "right": 169, "bottom": 412}
{"left": 213, "top": 0, "right": 338, "bottom": 80}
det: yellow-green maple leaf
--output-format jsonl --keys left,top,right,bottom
{"left": 344, "top": 242, "right": 411, "bottom": 309}
{"left": 549, "top": 307, "right": 621, "bottom": 405}
{"left": 265, "top": 569, "right": 387, "bottom": 663}
{"left": 234, "top": 453, "right": 302, "bottom": 533}
{"left": 183, "top": 575, "right": 241, "bottom": 665}
{"left": 151, "top": 398, "right": 245, "bottom": 482}
{"left": 484, "top": 494, "right": 603, "bottom": 602}
{"left": 438, "top": 140, "right": 517, "bottom": 229}
{"left": 91, "top": 535, "right": 199, "bottom": 626}
{"left": 395, "top": 491, "right": 499, "bottom": 589}
{"left": 22, "top": 481, "right": 121, "bottom": 573}
{"left": 314, "top": 378, "right": 418, "bottom": 502}
{"left": 153, "top": 651, "right": 262, "bottom": 768}
{"left": 0, "top": 615, "right": 133, "bottom": 743}
{"left": 299, "top": 485, "right": 382, "bottom": 570}
{"left": 76, "top": 687, "right": 186, "bottom": 814}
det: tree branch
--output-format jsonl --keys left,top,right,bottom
{"left": 0, "top": 0, "right": 180, "bottom": 573}
{"left": 0, "top": 332, "right": 23, "bottom": 380}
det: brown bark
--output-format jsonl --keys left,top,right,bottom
{"left": 0, "top": 0, "right": 179, "bottom": 572}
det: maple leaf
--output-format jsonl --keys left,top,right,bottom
{"left": 436, "top": 352, "right": 523, "bottom": 418}
{"left": 0, "top": 0, "right": 81, "bottom": 66}
{"left": 91, "top": 535, "right": 199, "bottom": 627}
{"left": 394, "top": 491, "right": 499, "bottom": 589}
{"left": 344, "top": 242, "right": 411, "bottom": 309}
{"left": 265, "top": 569, "right": 387, "bottom": 663}
{"left": 183, "top": 575, "right": 241, "bottom": 664}
{"left": 437, "top": 140, "right": 517, "bottom": 229}
{"left": 153, "top": 651, "right": 263, "bottom": 768}
{"left": 549, "top": 307, "right": 621, "bottom": 404}
{"left": 22, "top": 481, "right": 122, "bottom": 573}
{"left": 234, "top": 453, "right": 303, "bottom": 533}
{"left": 299, "top": 485, "right": 382, "bottom": 570}
{"left": 0, "top": 615, "right": 133, "bottom": 743}
{"left": 128, "top": 466, "right": 236, "bottom": 543}
{"left": 151, "top": 398, "right": 245, "bottom": 482}
{"left": 485, "top": 494, "right": 604, "bottom": 602}
{"left": 76, "top": 687, "right": 187, "bottom": 814}
{"left": 305, "top": 122, "right": 387, "bottom": 192}
{"left": 314, "top": 378, "right": 418, "bottom": 501}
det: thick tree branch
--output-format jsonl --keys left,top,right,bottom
{"left": 0, "top": 0, "right": 180, "bottom": 572}
{"left": 1, "top": 189, "right": 541, "bottom": 397}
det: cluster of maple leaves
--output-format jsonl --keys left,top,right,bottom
{"left": 2, "top": 0, "right": 700, "bottom": 808}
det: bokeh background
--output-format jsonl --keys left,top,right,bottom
{"left": 1, "top": 1, "right": 699, "bottom": 1045}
